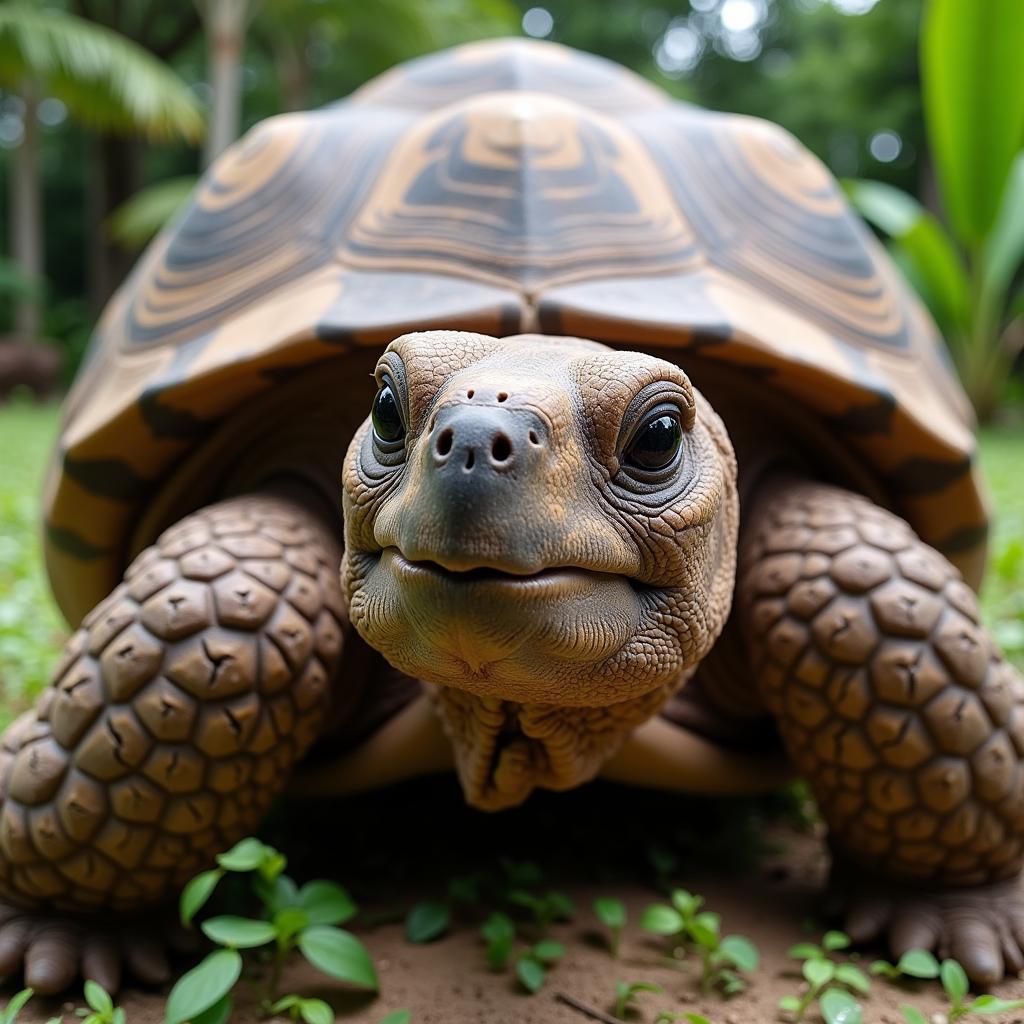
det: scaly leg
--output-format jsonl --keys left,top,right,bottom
{"left": 0, "top": 492, "right": 344, "bottom": 991}
{"left": 739, "top": 479, "right": 1024, "bottom": 983}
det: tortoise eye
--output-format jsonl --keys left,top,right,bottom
{"left": 624, "top": 411, "right": 683, "bottom": 472}
{"left": 371, "top": 381, "right": 405, "bottom": 445}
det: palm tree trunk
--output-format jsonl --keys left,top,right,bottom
{"left": 10, "top": 87, "right": 43, "bottom": 339}
{"left": 202, "top": 0, "right": 250, "bottom": 167}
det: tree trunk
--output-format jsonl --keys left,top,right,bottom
{"left": 202, "top": 0, "right": 250, "bottom": 167}
{"left": 10, "top": 88, "right": 43, "bottom": 339}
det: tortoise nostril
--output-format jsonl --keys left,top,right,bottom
{"left": 491, "top": 433, "right": 512, "bottom": 463}
{"left": 436, "top": 427, "right": 453, "bottom": 457}
{"left": 464, "top": 449, "right": 475, "bottom": 471}
{"left": 528, "top": 430, "right": 540, "bottom": 446}
{"left": 497, "top": 391, "right": 508, "bottom": 403}
{"left": 466, "top": 389, "right": 474, "bottom": 399}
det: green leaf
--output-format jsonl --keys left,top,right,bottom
{"left": 405, "top": 902, "right": 451, "bottom": 944}
{"left": 787, "top": 943, "right": 822, "bottom": 960}
{"left": 593, "top": 897, "right": 626, "bottom": 930}
{"left": 822, "top": 930, "right": 851, "bottom": 951}
{"left": 897, "top": 948, "right": 940, "bottom": 979}
{"left": 297, "top": 998, "right": 334, "bottom": 1024}
{"left": 190, "top": 996, "right": 232, "bottom": 1024}
{"left": 532, "top": 940, "right": 565, "bottom": 964}
{"left": 164, "top": 949, "right": 242, "bottom": 1024}
{"left": 297, "top": 881, "right": 357, "bottom": 927}
{"left": 687, "top": 911, "right": 721, "bottom": 948}
{"left": 269, "top": 996, "right": 301, "bottom": 1014}
{"left": 84, "top": 981, "right": 112, "bottom": 1014}
{"left": 922, "top": 0, "right": 1024, "bottom": 244}
{"left": 201, "top": 915, "right": 276, "bottom": 949}
{"left": 683, "top": 1016, "right": 711, "bottom": 1024}
{"left": 298, "top": 926, "right": 379, "bottom": 991}
{"left": 640, "top": 904, "right": 685, "bottom": 935}
{"left": 820, "top": 988, "right": 862, "bottom": 1024}
{"left": 900, "top": 1007, "right": 928, "bottom": 1024}
{"left": 481, "top": 912, "right": 515, "bottom": 943}
{"left": 0, "top": 6, "right": 204, "bottom": 142}
{"left": 107, "top": 176, "right": 196, "bottom": 249}
{"left": 670, "top": 889, "right": 702, "bottom": 918}
{"left": 516, "top": 956, "right": 545, "bottom": 994}
{"left": 803, "top": 957, "right": 835, "bottom": 990}
{"left": 982, "top": 151, "right": 1024, "bottom": 310}
{"left": 2, "top": 989, "right": 34, "bottom": 1024}
{"left": 259, "top": 851, "right": 288, "bottom": 884}
{"left": 778, "top": 995, "right": 802, "bottom": 1013}
{"left": 543, "top": 891, "right": 575, "bottom": 921}
{"left": 719, "top": 935, "right": 759, "bottom": 973}
{"left": 112, "top": 1009, "right": 126, "bottom": 1024}
{"left": 834, "top": 964, "right": 870, "bottom": 995}
{"left": 377, "top": 1014, "right": 411, "bottom": 1024}
{"left": 869, "top": 960, "right": 896, "bottom": 977}
{"left": 216, "top": 837, "right": 272, "bottom": 872}
{"left": 969, "top": 994, "right": 1024, "bottom": 1014}
{"left": 254, "top": 873, "right": 300, "bottom": 914}
{"left": 180, "top": 869, "right": 223, "bottom": 926}
{"left": 273, "top": 907, "right": 312, "bottom": 944}
{"left": 940, "top": 958, "right": 969, "bottom": 1003}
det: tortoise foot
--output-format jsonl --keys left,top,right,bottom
{"left": 836, "top": 876, "right": 1024, "bottom": 984}
{"left": 0, "top": 900, "right": 194, "bottom": 995}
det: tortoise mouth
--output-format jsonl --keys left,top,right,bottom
{"left": 389, "top": 549, "right": 593, "bottom": 588}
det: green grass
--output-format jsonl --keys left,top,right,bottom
{"left": 0, "top": 404, "right": 1021, "bottom": 732}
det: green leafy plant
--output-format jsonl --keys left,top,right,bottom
{"left": 593, "top": 897, "right": 627, "bottom": 957}
{"left": 613, "top": 980, "right": 663, "bottom": 1019}
{"left": 640, "top": 890, "right": 758, "bottom": 994}
{"left": 515, "top": 940, "right": 565, "bottom": 994}
{"left": 654, "top": 1013, "right": 710, "bottom": 1024}
{"left": 779, "top": 932, "right": 870, "bottom": 1022}
{"left": 845, "top": 0, "right": 1024, "bottom": 421}
{"left": 508, "top": 889, "right": 575, "bottom": 934}
{"left": 377, "top": 1013, "right": 412, "bottom": 1024}
{"left": 268, "top": 995, "right": 334, "bottom": 1024}
{"left": 481, "top": 911, "right": 516, "bottom": 971}
{"left": 869, "top": 948, "right": 940, "bottom": 982}
{"left": 405, "top": 901, "right": 451, "bottom": 944}
{"left": 904, "top": 958, "right": 1024, "bottom": 1022}
{"left": 75, "top": 982, "right": 126, "bottom": 1024}
{"left": 172, "top": 837, "right": 377, "bottom": 1024}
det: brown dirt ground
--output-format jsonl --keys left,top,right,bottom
{"left": 7, "top": 779, "right": 1024, "bottom": 1024}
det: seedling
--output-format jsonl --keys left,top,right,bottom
{"left": 654, "top": 1014, "right": 710, "bottom": 1024}
{"left": 907, "top": 958, "right": 1024, "bottom": 1022}
{"left": 508, "top": 889, "right": 575, "bottom": 934}
{"left": 640, "top": 890, "right": 758, "bottom": 994}
{"left": 377, "top": 1014, "right": 412, "bottom": 1024}
{"left": 174, "top": 836, "right": 378, "bottom": 1024}
{"left": 268, "top": 995, "right": 334, "bottom": 1024}
{"left": 613, "top": 980, "right": 663, "bottom": 1019}
{"left": 593, "top": 897, "right": 627, "bottom": 957}
{"left": 405, "top": 901, "right": 451, "bottom": 944}
{"left": 779, "top": 932, "right": 870, "bottom": 1022}
{"left": 515, "top": 940, "right": 565, "bottom": 993}
{"left": 481, "top": 912, "right": 516, "bottom": 971}
{"left": 76, "top": 982, "right": 126, "bottom": 1024}
{"left": 869, "top": 948, "right": 940, "bottom": 982}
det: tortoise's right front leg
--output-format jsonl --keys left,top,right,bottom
{"left": 0, "top": 492, "right": 344, "bottom": 992}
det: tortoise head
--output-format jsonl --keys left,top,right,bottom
{"left": 341, "top": 330, "right": 738, "bottom": 804}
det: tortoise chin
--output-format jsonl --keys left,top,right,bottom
{"left": 345, "top": 547, "right": 642, "bottom": 705}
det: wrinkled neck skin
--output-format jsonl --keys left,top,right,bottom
{"left": 341, "top": 331, "right": 740, "bottom": 811}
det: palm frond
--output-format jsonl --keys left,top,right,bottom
{"left": 0, "top": 5, "right": 203, "bottom": 142}
{"left": 107, "top": 175, "right": 197, "bottom": 249}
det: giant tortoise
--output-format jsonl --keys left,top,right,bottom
{"left": 2, "top": 38, "right": 1022, "bottom": 992}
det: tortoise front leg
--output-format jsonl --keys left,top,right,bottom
{"left": 0, "top": 492, "right": 345, "bottom": 992}
{"left": 738, "top": 479, "right": 1024, "bottom": 984}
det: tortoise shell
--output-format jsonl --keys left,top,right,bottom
{"left": 45, "top": 38, "right": 986, "bottom": 625}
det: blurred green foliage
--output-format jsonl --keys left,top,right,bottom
{"left": 0, "top": 404, "right": 1021, "bottom": 727}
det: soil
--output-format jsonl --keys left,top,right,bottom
{"left": 8, "top": 778, "right": 1024, "bottom": 1024}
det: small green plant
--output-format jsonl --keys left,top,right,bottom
{"left": 593, "top": 897, "right": 627, "bottom": 957}
{"left": 268, "top": 995, "right": 334, "bottom": 1024}
{"left": 640, "top": 890, "right": 758, "bottom": 995}
{"left": 172, "top": 837, "right": 378, "bottom": 1024}
{"left": 900, "top": 958, "right": 1024, "bottom": 1022}
{"left": 515, "top": 940, "right": 565, "bottom": 994}
{"left": 481, "top": 911, "right": 516, "bottom": 971}
{"left": 76, "top": 982, "right": 126, "bottom": 1024}
{"left": 508, "top": 888, "right": 575, "bottom": 934}
{"left": 779, "top": 932, "right": 870, "bottom": 1022}
{"left": 869, "top": 948, "right": 940, "bottom": 982}
{"left": 654, "top": 1013, "right": 710, "bottom": 1024}
{"left": 377, "top": 1013, "right": 412, "bottom": 1024}
{"left": 405, "top": 901, "right": 451, "bottom": 944}
{"left": 1, "top": 990, "right": 34, "bottom": 1024}
{"left": 613, "top": 980, "right": 663, "bottom": 1019}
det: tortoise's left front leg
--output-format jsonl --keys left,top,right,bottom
{"left": 739, "top": 479, "right": 1024, "bottom": 983}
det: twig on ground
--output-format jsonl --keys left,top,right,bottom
{"left": 555, "top": 990, "right": 624, "bottom": 1024}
